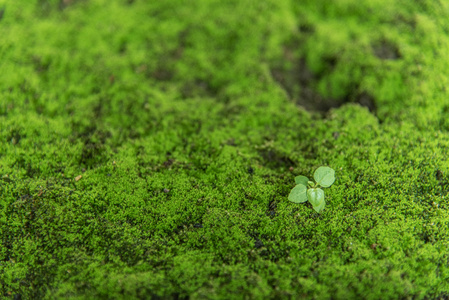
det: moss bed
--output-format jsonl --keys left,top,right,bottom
{"left": 1, "top": 0, "right": 449, "bottom": 299}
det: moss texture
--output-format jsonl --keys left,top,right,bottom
{"left": 1, "top": 0, "right": 449, "bottom": 299}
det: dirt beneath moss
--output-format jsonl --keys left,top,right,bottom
{"left": 270, "top": 38, "right": 378, "bottom": 116}
{"left": 372, "top": 39, "right": 401, "bottom": 60}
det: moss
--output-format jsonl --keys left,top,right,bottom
{"left": 1, "top": 0, "right": 449, "bottom": 299}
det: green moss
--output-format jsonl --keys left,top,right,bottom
{"left": 1, "top": 0, "right": 449, "bottom": 299}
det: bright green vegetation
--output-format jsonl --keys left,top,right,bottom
{"left": 1, "top": 0, "right": 449, "bottom": 299}
{"left": 289, "top": 166, "right": 336, "bottom": 213}
{"left": 288, "top": 167, "right": 335, "bottom": 213}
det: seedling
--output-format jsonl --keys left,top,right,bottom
{"left": 288, "top": 166, "right": 335, "bottom": 213}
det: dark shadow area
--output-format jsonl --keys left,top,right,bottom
{"left": 257, "top": 148, "right": 296, "bottom": 170}
{"left": 372, "top": 39, "right": 401, "bottom": 60}
{"left": 271, "top": 56, "right": 343, "bottom": 112}
{"left": 270, "top": 37, "right": 378, "bottom": 116}
{"left": 0, "top": 6, "right": 5, "bottom": 22}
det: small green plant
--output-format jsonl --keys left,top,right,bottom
{"left": 288, "top": 166, "right": 335, "bottom": 213}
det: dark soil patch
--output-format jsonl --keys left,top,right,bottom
{"left": 257, "top": 148, "right": 296, "bottom": 170}
{"left": 271, "top": 55, "right": 340, "bottom": 112}
{"left": 355, "top": 91, "right": 377, "bottom": 113}
{"left": 372, "top": 39, "right": 401, "bottom": 60}
{"left": 271, "top": 39, "right": 378, "bottom": 115}
{"left": 181, "top": 79, "right": 220, "bottom": 98}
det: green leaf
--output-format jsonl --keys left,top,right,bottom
{"left": 314, "top": 166, "right": 335, "bottom": 188}
{"left": 288, "top": 184, "right": 308, "bottom": 203}
{"left": 312, "top": 198, "right": 326, "bottom": 213}
{"left": 307, "top": 188, "right": 324, "bottom": 207}
{"left": 295, "top": 175, "right": 309, "bottom": 186}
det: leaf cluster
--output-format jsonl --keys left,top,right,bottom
{"left": 288, "top": 166, "right": 335, "bottom": 213}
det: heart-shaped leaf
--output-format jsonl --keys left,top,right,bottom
{"left": 307, "top": 188, "right": 324, "bottom": 207}
{"left": 288, "top": 184, "right": 308, "bottom": 203}
{"left": 314, "top": 166, "right": 335, "bottom": 188}
{"left": 295, "top": 175, "right": 309, "bottom": 186}
{"left": 312, "top": 198, "right": 326, "bottom": 213}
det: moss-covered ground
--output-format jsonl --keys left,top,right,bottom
{"left": 1, "top": 0, "right": 449, "bottom": 299}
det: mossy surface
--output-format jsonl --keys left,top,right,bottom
{"left": 1, "top": 0, "right": 449, "bottom": 299}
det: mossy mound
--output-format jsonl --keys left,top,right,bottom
{"left": 1, "top": 0, "right": 448, "bottom": 299}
